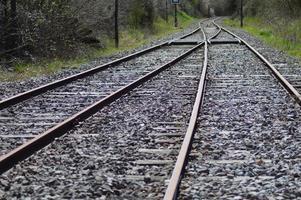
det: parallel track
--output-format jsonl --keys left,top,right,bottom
{"left": 0, "top": 21, "right": 210, "bottom": 199}
{"left": 1, "top": 18, "right": 300, "bottom": 199}
{"left": 164, "top": 19, "right": 301, "bottom": 199}
{"left": 0, "top": 27, "right": 201, "bottom": 110}
{"left": 0, "top": 21, "right": 208, "bottom": 174}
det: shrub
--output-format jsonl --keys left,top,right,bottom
{"left": 128, "top": 0, "right": 155, "bottom": 29}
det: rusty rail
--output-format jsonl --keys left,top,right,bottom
{"left": 213, "top": 21, "right": 301, "bottom": 105}
{"left": 0, "top": 41, "right": 205, "bottom": 175}
{"left": 164, "top": 19, "right": 225, "bottom": 200}
{"left": 164, "top": 19, "right": 301, "bottom": 200}
{"left": 0, "top": 22, "right": 205, "bottom": 110}
{"left": 164, "top": 26, "right": 209, "bottom": 200}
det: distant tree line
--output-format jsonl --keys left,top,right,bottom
{"left": 199, "top": 0, "right": 301, "bottom": 18}
{"left": 245, "top": 0, "right": 301, "bottom": 18}
{"left": 199, "top": 0, "right": 237, "bottom": 16}
{"left": 243, "top": 0, "right": 301, "bottom": 44}
{"left": 0, "top": 0, "right": 203, "bottom": 68}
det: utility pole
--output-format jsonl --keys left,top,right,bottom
{"left": 174, "top": 4, "right": 178, "bottom": 27}
{"left": 240, "top": 0, "right": 244, "bottom": 27}
{"left": 114, "top": 0, "right": 119, "bottom": 48}
{"left": 165, "top": 0, "right": 168, "bottom": 23}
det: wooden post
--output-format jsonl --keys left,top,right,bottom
{"left": 240, "top": 0, "right": 244, "bottom": 27}
{"left": 115, "top": 0, "right": 119, "bottom": 48}
{"left": 175, "top": 4, "right": 177, "bottom": 27}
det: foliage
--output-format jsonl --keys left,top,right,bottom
{"left": 18, "top": 0, "right": 81, "bottom": 58}
{"left": 0, "top": 0, "right": 87, "bottom": 64}
{"left": 128, "top": 0, "right": 155, "bottom": 29}
{"left": 224, "top": 18, "right": 301, "bottom": 60}
{"left": 0, "top": 0, "right": 202, "bottom": 78}
{"left": 0, "top": 12, "right": 197, "bottom": 81}
{"left": 181, "top": 0, "right": 202, "bottom": 16}
{"left": 228, "top": 0, "right": 301, "bottom": 60}
{"left": 245, "top": 0, "right": 301, "bottom": 19}
{"left": 198, "top": 0, "right": 237, "bottom": 16}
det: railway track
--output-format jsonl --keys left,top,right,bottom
{"left": 0, "top": 20, "right": 210, "bottom": 198}
{"left": 165, "top": 20, "right": 301, "bottom": 199}
{"left": 220, "top": 22, "right": 301, "bottom": 102}
{"left": 0, "top": 19, "right": 208, "bottom": 174}
{"left": 1, "top": 19, "right": 300, "bottom": 199}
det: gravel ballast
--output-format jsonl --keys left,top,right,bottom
{"left": 179, "top": 26, "right": 301, "bottom": 199}
{"left": 1, "top": 18, "right": 301, "bottom": 199}
{"left": 219, "top": 20, "right": 301, "bottom": 94}
{"left": 0, "top": 45, "right": 191, "bottom": 156}
{"left": 0, "top": 47, "right": 205, "bottom": 199}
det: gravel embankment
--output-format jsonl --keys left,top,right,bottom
{"left": 179, "top": 33, "right": 301, "bottom": 199}
{"left": 0, "top": 47, "right": 205, "bottom": 199}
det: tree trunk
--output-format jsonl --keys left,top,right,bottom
{"left": 1, "top": 0, "right": 8, "bottom": 55}
{"left": 7, "top": 0, "right": 17, "bottom": 53}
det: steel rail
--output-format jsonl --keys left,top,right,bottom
{"left": 208, "top": 27, "right": 221, "bottom": 42}
{"left": 208, "top": 19, "right": 241, "bottom": 44}
{"left": 0, "top": 23, "right": 205, "bottom": 110}
{"left": 168, "top": 19, "right": 207, "bottom": 45}
{"left": 213, "top": 21, "right": 301, "bottom": 105}
{"left": 169, "top": 18, "right": 211, "bottom": 46}
{"left": 164, "top": 27, "right": 208, "bottom": 200}
{"left": 0, "top": 41, "right": 205, "bottom": 175}
{"left": 0, "top": 44, "right": 163, "bottom": 110}
{"left": 164, "top": 19, "right": 301, "bottom": 199}
{"left": 205, "top": 18, "right": 221, "bottom": 43}
{"left": 164, "top": 19, "right": 248, "bottom": 199}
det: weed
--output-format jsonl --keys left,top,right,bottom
{"left": 224, "top": 17, "right": 301, "bottom": 61}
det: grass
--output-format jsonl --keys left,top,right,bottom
{"left": 152, "top": 11, "right": 195, "bottom": 39}
{"left": 0, "top": 12, "right": 197, "bottom": 82}
{"left": 224, "top": 17, "right": 301, "bottom": 60}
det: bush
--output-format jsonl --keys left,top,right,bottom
{"left": 0, "top": 0, "right": 201, "bottom": 69}
{"left": 18, "top": 1, "right": 83, "bottom": 58}
{"left": 245, "top": 0, "right": 301, "bottom": 19}
{"left": 0, "top": 0, "right": 98, "bottom": 64}
{"left": 128, "top": 0, "right": 155, "bottom": 29}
